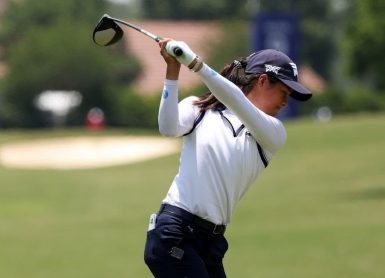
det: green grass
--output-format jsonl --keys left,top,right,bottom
{"left": 1, "top": 113, "right": 385, "bottom": 277}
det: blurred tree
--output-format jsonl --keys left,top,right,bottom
{"left": 344, "top": 0, "right": 385, "bottom": 91}
{"left": 0, "top": 0, "right": 141, "bottom": 127}
{"left": 142, "top": 0, "right": 246, "bottom": 20}
{"left": 207, "top": 20, "right": 249, "bottom": 69}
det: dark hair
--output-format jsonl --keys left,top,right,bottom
{"left": 193, "top": 58, "right": 279, "bottom": 111}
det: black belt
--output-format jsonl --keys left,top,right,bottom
{"left": 159, "top": 204, "right": 226, "bottom": 235}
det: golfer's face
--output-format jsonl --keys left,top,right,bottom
{"left": 267, "top": 81, "right": 291, "bottom": 116}
{"left": 254, "top": 77, "right": 291, "bottom": 116}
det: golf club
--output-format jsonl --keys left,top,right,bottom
{"left": 93, "top": 14, "right": 183, "bottom": 56}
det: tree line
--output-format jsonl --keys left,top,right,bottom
{"left": 0, "top": 0, "right": 384, "bottom": 128}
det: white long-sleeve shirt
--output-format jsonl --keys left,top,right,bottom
{"left": 158, "top": 64, "right": 287, "bottom": 225}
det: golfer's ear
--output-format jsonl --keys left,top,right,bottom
{"left": 255, "top": 74, "right": 268, "bottom": 88}
{"left": 259, "top": 74, "right": 269, "bottom": 83}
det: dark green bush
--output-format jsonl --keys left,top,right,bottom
{"left": 104, "top": 87, "right": 159, "bottom": 129}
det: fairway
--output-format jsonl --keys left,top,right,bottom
{"left": 0, "top": 113, "right": 384, "bottom": 277}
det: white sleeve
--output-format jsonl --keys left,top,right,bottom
{"left": 196, "top": 64, "right": 287, "bottom": 153}
{"left": 158, "top": 79, "right": 199, "bottom": 137}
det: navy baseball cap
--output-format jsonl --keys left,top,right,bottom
{"left": 245, "top": 49, "right": 312, "bottom": 101}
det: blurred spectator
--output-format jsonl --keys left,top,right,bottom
{"left": 86, "top": 107, "right": 105, "bottom": 130}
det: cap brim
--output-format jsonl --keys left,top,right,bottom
{"left": 279, "top": 79, "right": 312, "bottom": 101}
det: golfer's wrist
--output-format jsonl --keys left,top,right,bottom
{"left": 188, "top": 56, "right": 203, "bottom": 72}
{"left": 166, "top": 63, "right": 181, "bottom": 80}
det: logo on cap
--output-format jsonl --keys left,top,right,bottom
{"left": 289, "top": 63, "right": 298, "bottom": 77}
{"left": 265, "top": 64, "right": 281, "bottom": 75}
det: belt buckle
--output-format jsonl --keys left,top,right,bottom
{"left": 213, "top": 224, "right": 224, "bottom": 235}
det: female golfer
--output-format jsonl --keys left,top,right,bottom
{"left": 144, "top": 39, "right": 312, "bottom": 277}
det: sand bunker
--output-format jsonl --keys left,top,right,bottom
{"left": 0, "top": 136, "right": 180, "bottom": 170}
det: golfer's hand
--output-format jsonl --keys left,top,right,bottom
{"left": 165, "top": 40, "right": 203, "bottom": 72}
{"left": 160, "top": 39, "right": 179, "bottom": 64}
{"left": 159, "top": 39, "right": 181, "bottom": 80}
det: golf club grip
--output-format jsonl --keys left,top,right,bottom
{"left": 154, "top": 36, "right": 182, "bottom": 56}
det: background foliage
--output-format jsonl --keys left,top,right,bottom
{"left": 0, "top": 0, "right": 141, "bottom": 127}
{"left": 0, "top": 0, "right": 384, "bottom": 128}
{"left": 344, "top": 0, "right": 385, "bottom": 90}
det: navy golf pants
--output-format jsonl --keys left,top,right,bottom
{"left": 144, "top": 208, "right": 228, "bottom": 278}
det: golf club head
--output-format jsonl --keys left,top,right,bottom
{"left": 93, "top": 14, "right": 123, "bottom": 46}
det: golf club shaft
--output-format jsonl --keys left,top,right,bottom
{"left": 109, "top": 16, "right": 160, "bottom": 42}
{"left": 107, "top": 16, "right": 183, "bottom": 56}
